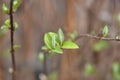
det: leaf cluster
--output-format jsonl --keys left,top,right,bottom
{"left": 2, "top": 0, "right": 21, "bottom": 14}
{"left": 42, "top": 28, "right": 79, "bottom": 54}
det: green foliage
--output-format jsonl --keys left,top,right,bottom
{"left": 2, "top": 0, "right": 21, "bottom": 14}
{"left": 48, "top": 71, "right": 58, "bottom": 80}
{"left": 1, "top": 24, "right": 9, "bottom": 32}
{"left": 84, "top": 63, "right": 96, "bottom": 76}
{"left": 93, "top": 40, "right": 109, "bottom": 52}
{"left": 38, "top": 52, "right": 44, "bottom": 63}
{"left": 1, "top": 19, "right": 19, "bottom": 32}
{"left": 1, "top": 19, "right": 10, "bottom": 31}
{"left": 1, "top": 1, "right": 20, "bottom": 35}
{"left": 13, "top": 45, "right": 21, "bottom": 51}
{"left": 102, "top": 25, "right": 109, "bottom": 37}
{"left": 5, "top": 19, "right": 10, "bottom": 27}
{"left": 49, "top": 46, "right": 63, "bottom": 54}
{"left": 14, "top": 22, "right": 19, "bottom": 30}
{"left": 42, "top": 28, "right": 79, "bottom": 54}
{"left": 2, "top": 4, "right": 9, "bottom": 14}
{"left": 13, "top": 0, "right": 21, "bottom": 12}
{"left": 58, "top": 28, "right": 64, "bottom": 45}
{"left": 44, "top": 32, "right": 56, "bottom": 49}
{"left": 2, "top": 44, "right": 20, "bottom": 58}
{"left": 112, "top": 62, "right": 120, "bottom": 80}
{"left": 62, "top": 41, "right": 79, "bottom": 49}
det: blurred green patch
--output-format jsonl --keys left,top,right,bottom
{"left": 83, "top": 63, "right": 96, "bottom": 77}
{"left": 112, "top": 62, "right": 120, "bottom": 80}
{"left": 48, "top": 71, "right": 58, "bottom": 80}
{"left": 117, "top": 14, "right": 120, "bottom": 27}
{"left": 93, "top": 40, "right": 109, "bottom": 52}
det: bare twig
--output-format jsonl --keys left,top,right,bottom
{"left": 75, "top": 34, "right": 120, "bottom": 41}
{"left": 9, "top": 0, "right": 16, "bottom": 80}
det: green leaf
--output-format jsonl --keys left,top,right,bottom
{"left": 49, "top": 47, "right": 63, "bottom": 54}
{"left": 13, "top": 45, "right": 21, "bottom": 51}
{"left": 44, "top": 32, "right": 60, "bottom": 50}
{"left": 44, "top": 33, "right": 53, "bottom": 49}
{"left": 62, "top": 41, "right": 79, "bottom": 49}
{"left": 13, "top": 0, "right": 21, "bottom": 12}
{"left": 1, "top": 24, "right": 9, "bottom": 30}
{"left": 0, "top": 24, "right": 9, "bottom": 35}
{"left": 14, "top": 22, "right": 19, "bottom": 30}
{"left": 102, "top": 25, "right": 109, "bottom": 37}
{"left": 58, "top": 28, "right": 64, "bottom": 45}
{"left": 2, "top": 4, "right": 9, "bottom": 14}
{"left": 52, "top": 35, "right": 56, "bottom": 48}
{"left": 48, "top": 32, "right": 61, "bottom": 48}
{"left": 5, "top": 19, "right": 10, "bottom": 27}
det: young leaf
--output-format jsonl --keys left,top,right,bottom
{"left": 102, "top": 25, "right": 109, "bottom": 37}
{"left": 2, "top": 4, "right": 9, "bottom": 14}
{"left": 44, "top": 33, "right": 53, "bottom": 49}
{"left": 58, "top": 28, "right": 64, "bottom": 45}
{"left": 13, "top": 0, "right": 21, "bottom": 12}
{"left": 5, "top": 19, "right": 10, "bottom": 27}
{"left": 1, "top": 24, "right": 9, "bottom": 30}
{"left": 62, "top": 41, "right": 79, "bottom": 49}
{"left": 48, "top": 32, "right": 61, "bottom": 48}
{"left": 14, "top": 22, "right": 19, "bottom": 30}
{"left": 52, "top": 35, "right": 56, "bottom": 48}
{"left": 13, "top": 45, "right": 21, "bottom": 51}
{"left": 50, "top": 47, "right": 63, "bottom": 54}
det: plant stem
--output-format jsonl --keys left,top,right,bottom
{"left": 9, "top": 0, "right": 16, "bottom": 80}
{"left": 75, "top": 34, "right": 120, "bottom": 41}
{"left": 44, "top": 52, "right": 47, "bottom": 75}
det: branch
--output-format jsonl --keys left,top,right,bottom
{"left": 9, "top": 0, "right": 16, "bottom": 80}
{"left": 75, "top": 34, "right": 120, "bottom": 41}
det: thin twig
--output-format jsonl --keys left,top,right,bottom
{"left": 75, "top": 34, "right": 120, "bottom": 41}
{"left": 43, "top": 52, "right": 47, "bottom": 75}
{"left": 9, "top": 0, "right": 16, "bottom": 80}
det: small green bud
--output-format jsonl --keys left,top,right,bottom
{"left": 102, "top": 25, "right": 109, "bottom": 37}
{"left": 2, "top": 4, "right": 9, "bottom": 14}
{"left": 14, "top": 22, "right": 19, "bottom": 30}
{"left": 13, "top": 0, "right": 21, "bottom": 12}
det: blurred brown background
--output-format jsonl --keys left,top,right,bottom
{"left": 0, "top": 0, "right": 120, "bottom": 80}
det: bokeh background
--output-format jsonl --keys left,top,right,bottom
{"left": 0, "top": 0, "right": 120, "bottom": 80}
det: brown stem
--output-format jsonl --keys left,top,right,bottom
{"left": 75, "top": 34, "right": 120, "bottom": 41}
{"left": 43, "top": 52, "right": 47, "bottom": 75}
{"left": 9, "top": 0, "right": 16, "bottom": 80}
